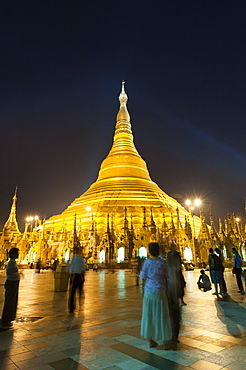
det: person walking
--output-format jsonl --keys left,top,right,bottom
{"left": 1, "top": 248, "right": 20, "bottom": 329}
{"left": 231, "top": 247, "right": 244, "bottom": 293}
{"left": 166, "top": 242, "right": 185, "bottom": 345}
{"left": 67, "top": 249, "right": 86, "bottom": 313}
{"left": 167, "top": 243, "right": 186, "bottom": 305}
{"left": 139, "top": 243, "right": 172, "bottom": 348}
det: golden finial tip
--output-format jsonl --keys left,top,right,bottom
{"left": 122, "top": 80, "right": 126, "bottom": 91}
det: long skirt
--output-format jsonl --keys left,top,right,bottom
{"left": 1, "top": 280, "right": 20, "bottom": 323}
{"left": 140, "top": 290, "right": 172, "bottom": 342}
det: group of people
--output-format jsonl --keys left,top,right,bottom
{"left": 1, "top": 244, "right": 245, "bottom": 345}
{"left": 0, "top": 247, "right": 86, "bottom": 327}
{"left": 198, "top": 247, "right": 245, "bottom": 297}
{"left": 138, "top": 243, "right": 246, "bottom": 350}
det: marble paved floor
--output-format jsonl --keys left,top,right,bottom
{"left": 0, "top": 268, "right": 245, "bottom": 370}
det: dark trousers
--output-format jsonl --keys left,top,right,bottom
{"left": 168, "top": 298, "right": 180, "bottom": 341}
{"left": 235, "top": 268, "right": 243, "bottom": 291}
{"left": 69, "top": 274, "right": 84, "bottom": 312}
{"left": 221, "top": 272, "right": 227, "bottom": 293}
{"left": 167, "top": 287, "right": 180, "bottom": 341}
{"left": 1, "top": 280, "right": 20, "bottom": 323}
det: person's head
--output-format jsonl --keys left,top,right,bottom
{"left": 215, "top": 247, "right": 221, "bottom": 255}
{"left": 170, "top": 242, "right": 177, "bottom": 252}
{"left": 209, "top": 248, "right": 214, "bottom": 254}
{"left": 200, "top": 269, "right": 205, "bottom": 274}
{"left": 231, "top": 247, "right": 237, "bottom": 255}
{"left": 9, "top": 248, "right": 19, "bottom": 260}
{"left": 148, "top": 243, "right": 160, "bottom": 257}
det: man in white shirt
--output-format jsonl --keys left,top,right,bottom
{"left": 67, "top": 249, "right": 86, "bottom": 313}
{"left": 1, "top": 248, "right": 20, "bottom": 328}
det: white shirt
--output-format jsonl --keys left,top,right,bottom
{"left": 6, "top": 259, "right": 20, "bottom": 281}
{"left": 67, "top": 255, "right": 86, "bottom": 274}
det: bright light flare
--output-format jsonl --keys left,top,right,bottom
{"left": 86, "top": 206, "right": 92, "bottom": 212}
{"left": 26, "top": 215, "right": 39, "bottom": 222}
{"left": 194, "top": 199, "right": 201, "bottom": 206}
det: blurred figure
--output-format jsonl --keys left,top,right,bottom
{"left": 67, "top": 249, "right": 86, "bottom": 313}
{"left": 139, "top": 243, "right": 172, "bottom": 348}
{"left": 166, "top": 243, "right": 185, "bottom": 344}
{"left": 197, "top": 269, "right": 212, "bottom": 291}
{"left": 53, "top": 259, "right": 59, "bottom": 271}
{"left": 136, "top": 256, "right": 145, "bottom": 286}
{"left": 92, "top": 263, "right": 98, "bottom": 272}
{"left": 1, "top": 248, "right": 20, "bottom": 329}
{"left": 36, "top": 259, "right": 42, "bottom": 273}
{"left": 231, "top": 247, "right": 244, "bottom": 293}
{"left": 243, "top": 269, "right": 246, "bottom": 291}
{"left": 167, "top": 243, "right": 186, "bottom": 305}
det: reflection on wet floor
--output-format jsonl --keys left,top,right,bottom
{"left": 0, "top": 268, "right": 245, "bottom": 370}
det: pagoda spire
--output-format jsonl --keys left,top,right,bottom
{"left": 176, "top": 207, "right": 183, "bottom": 229}
{"left": 161, "top": 213, "right": 169, "bottom": 234}
{"left": 3, "top": 187, "right": 20, "bottom": 234}
{"left": 149, "top": 208, "right": 157, "bottom": 235}
{"left": 142, "top": 207, "right": 148, "bottom": 229}
{"left": 123, "top": 207, "right": 129, "bottom": 234}
{"left": 96, "top": 82, "right": 152, "bottom": 181}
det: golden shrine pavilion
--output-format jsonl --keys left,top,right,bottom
{"left": 1, "top": 83, "right": 245, "bottom": 266}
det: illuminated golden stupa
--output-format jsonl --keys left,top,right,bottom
{"left": 1, "top": 83, "right": 245, "bottom": 266}
{"left": 42, "top": 82, "right": 199, "bottom": 262}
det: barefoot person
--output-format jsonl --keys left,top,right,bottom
{"left": 139, "top": 243, "right": 172, "bottom": 348}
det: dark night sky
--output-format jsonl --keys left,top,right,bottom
{"left": 1, "top": 1, "right": 246, "bottom": 231}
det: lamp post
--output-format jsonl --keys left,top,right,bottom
{"left": 235, "top": 217, "right": 241, "bottom": 234}
{"left": 25, "top": 215, "right": 39, "bottom": 263}
{"left": 185, "top": 199, "right": 201, "bottom": 264}
{"left": 235, "top": 217, "right": 242, "bottom": 255}
{"left": 26, "top": 215, "right": 39, "bottom": 232}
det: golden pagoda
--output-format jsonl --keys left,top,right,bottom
{"left": 41, "top": 82, "right": 200, "bottom": 263}
{"left": 0, "top": 187, "right": 21, "bottom": 261}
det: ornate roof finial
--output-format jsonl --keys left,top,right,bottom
{"left": 118, "top": 80, "right": 128, "bottom": 107}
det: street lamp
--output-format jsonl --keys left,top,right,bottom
{"left": 185, "top": 199, "right": 202, "bottom": 263}
{"left": 235, "top": 217, "right": 241, "bottom": 236}
{"left": 26, "top": 215, "right": 39, "bottom": 231}
{"left": 185, "top": 199, "right": 201, "bottom": 209}
{"left": 25, "top": 215, "right": 39, "bottom": 263}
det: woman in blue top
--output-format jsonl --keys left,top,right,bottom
{"left": 232, "top": 247, "right": 244, "bottom": 293}
{"left": 139, "top": 243, "right": 172, "bottom": 348}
